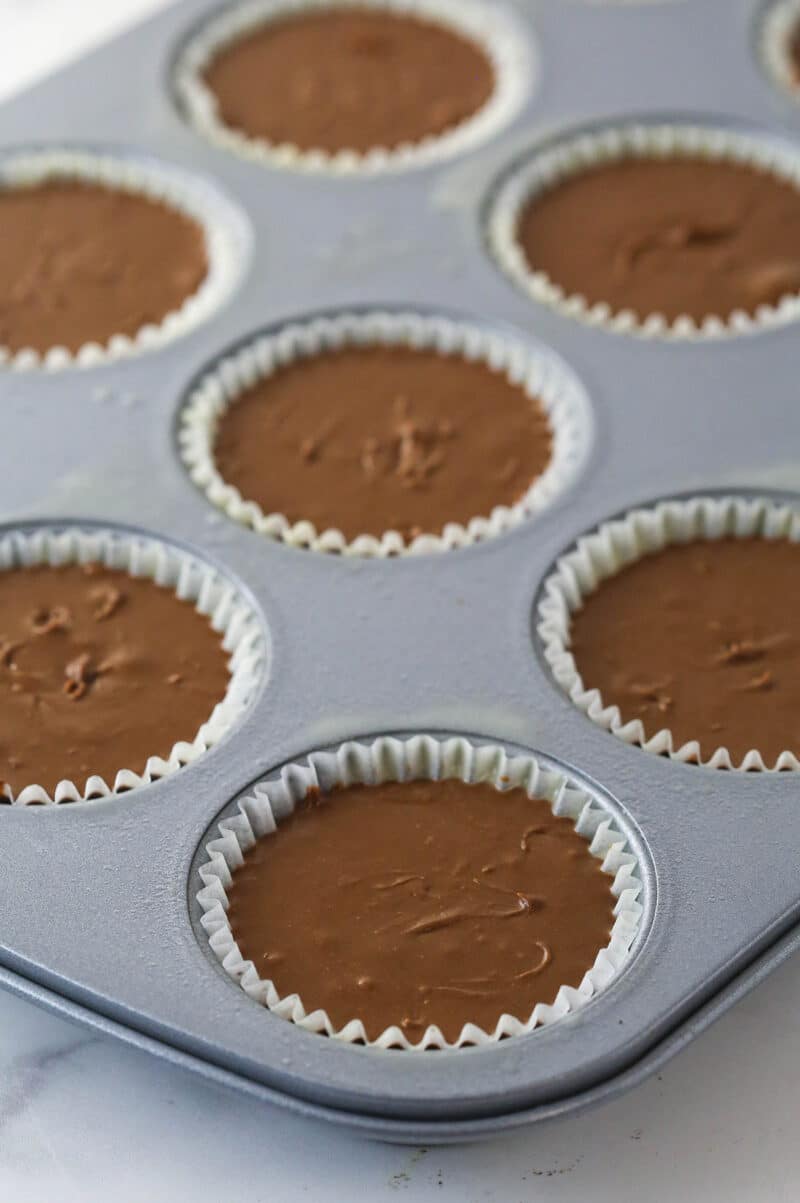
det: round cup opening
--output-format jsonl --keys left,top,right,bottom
{"left": 173, "top": 0, "right": 533, "bottom": 173}
{"left": 487, "top": 119, "right": 800, "bottom": 340}
{"left": 192, "top": 733, "right": 646, "bottom": 1050}
{"left": 178, "top": 309, "right": 594, "bottom": 557}
{"left": 0, "top": 523, "right": 266, "bottom": 805}
{"left": 0, "top": 147, "right": 250, "bottom": 370}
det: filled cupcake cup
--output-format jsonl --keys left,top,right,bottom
{"left": 0, "top": 527, "right": 265, "bottom": 805}
{"left": 196, "top": 734, "right": 643, "bottom": 1050}
{"left": 760, "top": 0, "right": 800, "bottom": 98}
{"left": 179, "top": 310, "right": 593, "bottom": 556}
{"left": 0, "top": 149, "right": 247, "bottom": 370}
{"left": 538, "top": 495, "right": 800, "bottom": 771}
{"left": 173, "top": 0, "right": 531, "bottom": 174}
{"left": 487, "top": 122, "right": 800, "bottom": 340}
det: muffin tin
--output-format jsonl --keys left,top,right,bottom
{"left": 2, "top": 0, "right": 800, "bottom": 1145}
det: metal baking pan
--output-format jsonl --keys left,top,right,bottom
{"left": 2, "top": 0, "right": 800, "bottom": 1144}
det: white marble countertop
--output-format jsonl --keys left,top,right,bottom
{"left": 0, "top": 2, "right": 798, "bottom": 1198}
{"left": 2, "top": 960, "right": 800, "bottom": 1201}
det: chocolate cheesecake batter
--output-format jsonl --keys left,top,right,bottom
{"left": 516, "top": 155, "right": 800, "bottom": 322}
{"left": 570, "top": 538, "right": 800, "bottom": 764}
{"left": 0, "top": 563, "right": 230, "bottom": 796}
{"left": 0, "top": 181, "right": 207, "bottom": 353}
{"left": 213, "top": 346, "right": 553, "bottom": 541}
{"left": 790, "top": 22, "right": 800, "bottom": 82}
{"left": 227, "top": 779, "right": 614, "bottom": 1042}
{"left": 202, "top": 8, "right": 494, "bottom": 153}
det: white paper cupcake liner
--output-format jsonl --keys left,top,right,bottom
{"left": 196, "top": 734, "right": 643, "bottom": 1050}
{"left": 538, "top": 494, "right": 800, "bottom": 771}
{"left": 0, "top": 526, "right": 265, "bottom": 805}
{"left": 487, "top": 121, "right": 800, "bottom": 340}
{"left": 0, "top": 149, "right": 248, "bottom": 371}
{"left": 178, "top": 310, "right": 593, "bottom": 556}
{"left": 761, "top": 0, "right": 800, "bottom": 97}
{"left": 173, "top": 0, "right": 532, "bottom": 174}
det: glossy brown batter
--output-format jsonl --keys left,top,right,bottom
{"left": 203, "top": 8, "right": 494, "bottom": 153}
{"left": 0, "top": 181, "right": 207, "bottom": 353}
{"left": 213, "top": 346, "right": 553, "bottom": 541}
{"left": 516, "top": 156, "right": 800, "bottom": 322}
{"left": 0, "top": 563, "right": 230, "bottom": 796}
{"left": 570, "top": 538, "right": 800, "bottom": 764}
{"left": 227, "top": 779, "right": 614, "bottom": 1042}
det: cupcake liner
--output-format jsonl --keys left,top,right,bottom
{"left": 760, "top": 0, "right": 800, "bottom": 97}
{"left": 538, "top": 494, "right": 800, "bottom": 771}
{"left": 178, "top": 310, "right": 593, "bottom": 556}
{"left": 173, "top": 0, "right": 532, "bottom": 174}
{"left": 196, "top": 734, "right": 643, "bottom": 1050}
{"left": 0, "top": 149, "right": 248, "bottom": 371}
{"left": 0, "top": 526, "right": 265, "bottom": 805}
{"left": 487, "top": 121, "right": 800, "bottom": 340}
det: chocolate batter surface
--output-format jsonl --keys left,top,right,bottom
{"left": 570, "top": 538, "right": 800, "bottom": 764}
{"left": 0, "top": 181, "right": 207, "bottom": 353}
{"left": 517, "top": 156, "right": 800, "bottom": 322}
{"left": 0, "top": 563, "right": 230, "bottom": 796}
{"left": 213, "top": 346, "right": 553, "bottom": 541}
{"left": 790, "top": 23, "right": 800, "bottom": 83}
{"left": 227, "top": 779, "right": 614, "bottom": 1042}
{"left": 203, "top": 8, "right": 494, "bottom": 153}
